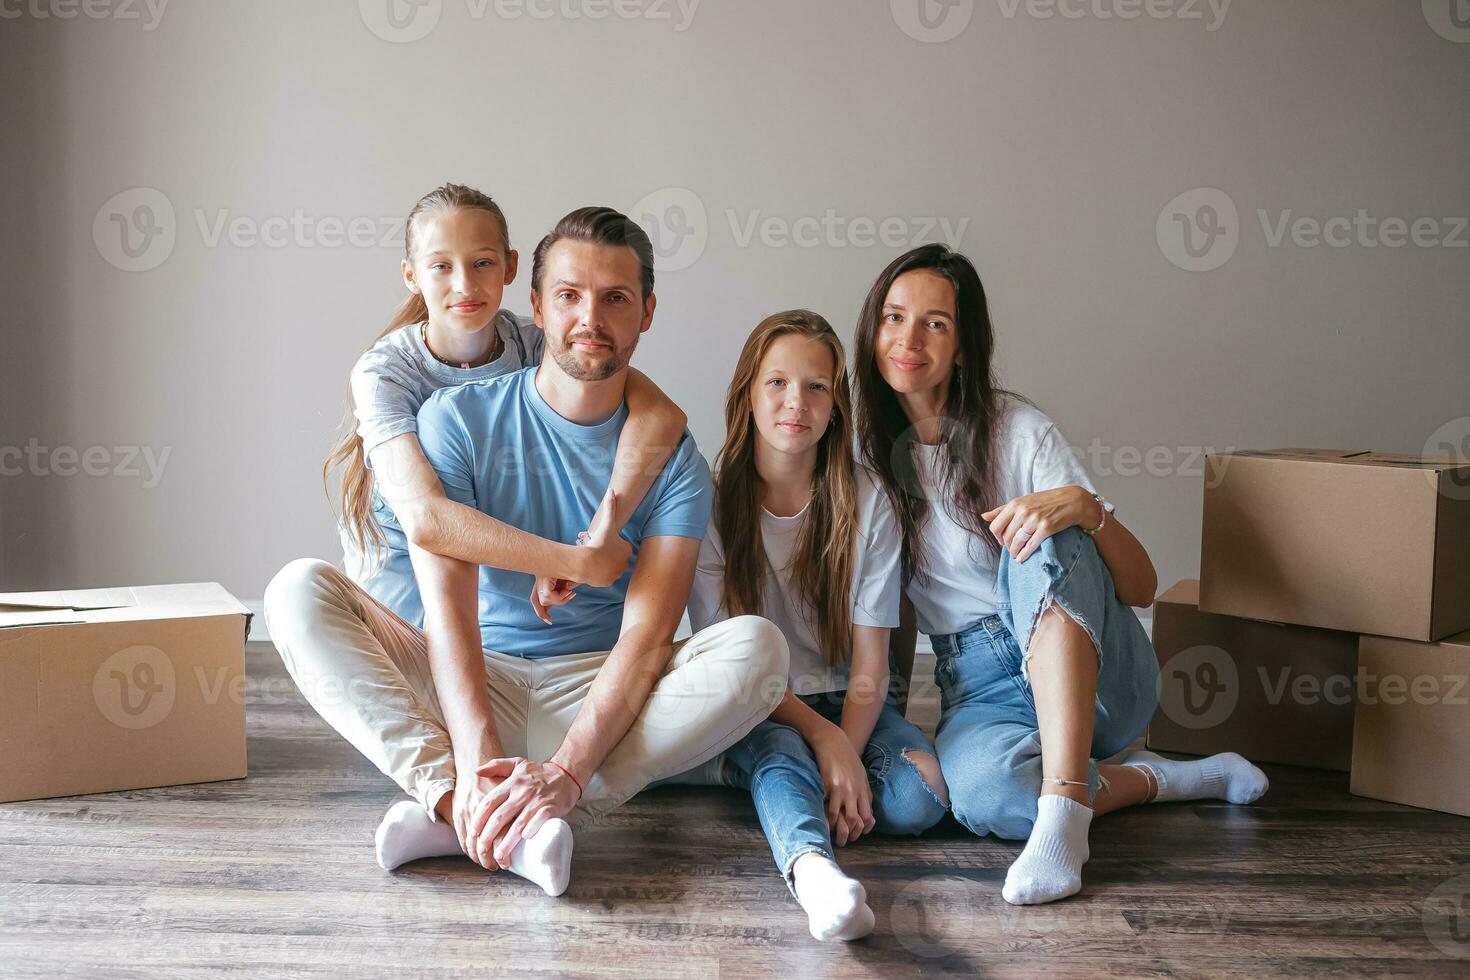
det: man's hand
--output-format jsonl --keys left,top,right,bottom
{"left": 471, "top": 758, "right": 581, "bottom": 867}
{"left": 450, "top": 763, "right": 507, "bottom": 870}
{"left": 809, "top": 725, "right": 876, "bottom": 847}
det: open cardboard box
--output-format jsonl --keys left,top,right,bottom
{"left": 0, "top": 583, "right": 252, "bottom": 804}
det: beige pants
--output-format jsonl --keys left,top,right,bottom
{"left": 262, "top": 558, "right": 789, "bottom": 826}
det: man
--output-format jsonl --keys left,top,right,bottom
{"left": 264, "top": 207, "right": 789, "bottom": 896}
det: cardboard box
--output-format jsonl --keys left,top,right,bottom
{"left": 0, "top": 583, "right": 251, "bottom": 804}
{"left": 1350, "top": 630, "right": 1470, "bottom": 817}
{"left": 1148, "top": 579, "right": 1359, "bottom": 771}
{"left": 1200, "top": 449, "right": 1470, "bottom": 641}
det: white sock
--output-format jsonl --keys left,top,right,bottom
{"left": 790, "top": 853, "right": 874, "bottom": 942}
{"left": 374, "top": 800, "right": 574, "bottom": 897}
{"left": 1121, "top": 750, "right": 1269, "bottom": 805}
{"left": 1002, "top": 793, "right": 1092, "bottom": 906}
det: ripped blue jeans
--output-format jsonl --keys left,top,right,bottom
{"left": 930, "top": 526, "right": 1159, "bottom": 841}
{"left": 725, "top": 688, "right": 949, "bottom": 887}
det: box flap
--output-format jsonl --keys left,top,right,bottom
{"left": 0, "top": 583, "right": 250, "bottom": 632}
{"left": 0, "top": 586, "right": 137, "bottom": 613}
{"left": 1156, "top": 579, "right": 1201, "bottom": 607}
{"left": 1220, "top": 449, "right": 1465, "bottom": 472}
{"left": 0, "top": 609, "right": 87, "bottom": 629}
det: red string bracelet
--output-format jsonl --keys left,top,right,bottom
{"left": 547, "top": 760, "right": 583, "bottom": 800}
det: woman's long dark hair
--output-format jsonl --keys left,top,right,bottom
{"left": 852, "top": 244, "right": 1020, "bottom": 584}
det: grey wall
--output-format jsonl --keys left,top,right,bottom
{"left": 2, "top": 0, "right": 1467, "bottom": 606}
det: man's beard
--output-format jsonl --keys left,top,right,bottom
{"left": 550, "top": 330, "right": 635, "bottom": 381}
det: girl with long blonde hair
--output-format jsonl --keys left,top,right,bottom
{"left": 324, "top": 183, "right": 686, "bottom": 630}
{"left": 686, "top": 310, "right": 950, "bottom": 943}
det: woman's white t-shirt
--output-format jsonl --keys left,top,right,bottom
{"left": 688, "top": 467, "right": 902, "bottom": 696}
{"left": 906, "top": 398, "right": 1114, "bottom": 638}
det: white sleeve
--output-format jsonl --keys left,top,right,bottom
{"left": 851, "top": 479, "right": 902, "bottom": 629}
{"left": 1030, "top": 422, "right": 1116, "bottom": 514}
{"left": 686, "top": 517, "right": 728, "bottom": 632}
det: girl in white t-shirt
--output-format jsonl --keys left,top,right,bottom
{"left": 851, "top": 244, "right": 1268, "bottom": 906}
{"left": 320, "top": 183, "right": 687, "bottom": 630}
{"left": 687, "top": 310, "right": 950, "bottom": 942}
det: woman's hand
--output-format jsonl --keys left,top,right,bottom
{"left": 809, "top": 725, "right": 876, "bottom": 847}
{"left": 982, "top": 486, "right": 1100, "bottom": 563}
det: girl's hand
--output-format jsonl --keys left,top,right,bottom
{"left": 576, "top": 489, "right": 631, "bottom": 588}
{"left": 982, "top": 486, "right": 1097, "bottom": 563}
{"left": 809, "top": 726, "right": 875, "bottom": 846}
{"left": 452, "top": 761, "right": 507, "bottom": 869}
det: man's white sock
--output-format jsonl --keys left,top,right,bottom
{"left": 1121, "top": 750, "right": 1268, "bottom": 805}
{"left": 374, "top": 800, "right": 574, "bottom": 896}
{"left": 790, "top": 853, "right": 874, "bottom": 942}
{"left": 1002, "top": 793, "right": 1092, "bottom": 906}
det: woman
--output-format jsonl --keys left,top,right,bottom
{"left": 852, "top": 245, "right": 1268, "bottom": 905}
{"left": 686, "top": 310, "right": 950, "bottom": 941}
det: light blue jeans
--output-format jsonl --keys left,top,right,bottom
{"left": 930, "top": 526, "right": 1159, "bottom": 841}
{"left": 725, "top": 688, "right": 949, "bottom": 887}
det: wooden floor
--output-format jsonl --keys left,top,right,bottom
{"left": 3, "top": 642, "right": 1470, "bottom": 978}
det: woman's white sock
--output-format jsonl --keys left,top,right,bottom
{"left": 1122, "top": 750, "right": 1269, "bottom": 805}
{"left": 374, "top": 800, "right": 574, "bottom": 896}
{"left": 790, "top": 853, "right": 874, "bottom": 942}
{"left": 1002, "top": 793, "right": 1092, "bottom": 906}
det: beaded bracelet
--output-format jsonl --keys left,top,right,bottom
{"left": 1083, "top": 493, "right": 1108, "bottom": 536}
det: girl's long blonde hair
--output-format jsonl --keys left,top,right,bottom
{"left": 713, "top": 310, "right": 860, "bottom": 666}
{"left": 323, "top": 183, "right": 510, "bottom": 565}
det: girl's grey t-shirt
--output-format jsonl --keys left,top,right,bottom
{"left": 340, "top": 310, "right": 544, "bottom": 625}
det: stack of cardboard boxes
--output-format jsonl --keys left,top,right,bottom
{"left": 1149, "top": 449, "right": 1470, "bottom": 816}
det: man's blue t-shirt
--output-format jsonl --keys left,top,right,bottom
{"left": 414, "top": 366, "right": 712, "bottom": 658}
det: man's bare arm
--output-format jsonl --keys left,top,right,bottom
{"left": 549, "top": 534, "right": 700, "bottom": 786}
